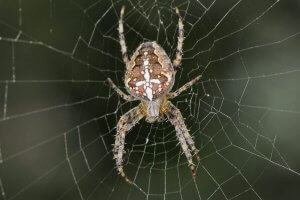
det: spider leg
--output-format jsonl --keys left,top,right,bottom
{"left": 113, "top": 104, "right": 145, "bottom": 184}
{"left": 167, "top": 75, "right": 202, "bottom": 99}
{"left": 107, "top": 78, "right": 136, "bottom": 101}
{"left": 173, "top": 7, "right": 184, "bottom": 69}
{"left": 166, "top": 102, "right": 200, "bottom": 177}
{"left": 119, "top": 6, "right": 129, "bottom": 65}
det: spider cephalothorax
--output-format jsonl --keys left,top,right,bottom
{"left": 107, "top": 6, "right": 202, "bottom": 184}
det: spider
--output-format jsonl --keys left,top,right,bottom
{"left": 107, "top": 6, "right": 202, "bottom": 184}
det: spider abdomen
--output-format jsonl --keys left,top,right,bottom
{"left": 125, "top": 42, "right": 175, "bottom": 101}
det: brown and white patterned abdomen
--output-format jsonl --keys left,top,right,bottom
{"left": 125, "top": 42, "right": 175, "bottom": 101}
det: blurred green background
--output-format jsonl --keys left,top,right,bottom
{"left": 0, "top": 0, "right": 300, "bottom": 200}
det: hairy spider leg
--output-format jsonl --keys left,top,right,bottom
{"left": 113, "top": 104, "right": 145, "bottom": 184}
{"left": 107, "top": 78, "right": 136, "bottom": 101}
{"left": 118, "top": 6, "right": 129, "bottom": 65}
{"left": 173, "top": 7, "right": 184, "bottom": 69}
{"left": 166, "top": 102, "right": 200, "bottom": 177}
{"left": 167, "top": 75, "right": 202, "bottom": 99}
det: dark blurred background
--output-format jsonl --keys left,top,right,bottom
{"left": 0, "top": 0, "right": 300, "bottom": 200}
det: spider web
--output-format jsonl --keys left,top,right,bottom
{"left": 0, "top": 0, "right": 300, "bottom": 199}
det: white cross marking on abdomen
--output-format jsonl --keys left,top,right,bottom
{"left": 143, "top": 59, "right": 153, "bottom": 100}
{"left": 134, "top": 57, "right": 161, "bottom": 101}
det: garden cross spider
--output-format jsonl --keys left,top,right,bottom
{"left": 107, "top": 6, "right": 202, "bottom": 184}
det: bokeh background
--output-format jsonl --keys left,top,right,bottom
{"left": 0, "top": 0, "right": 300, "bottom": 200}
